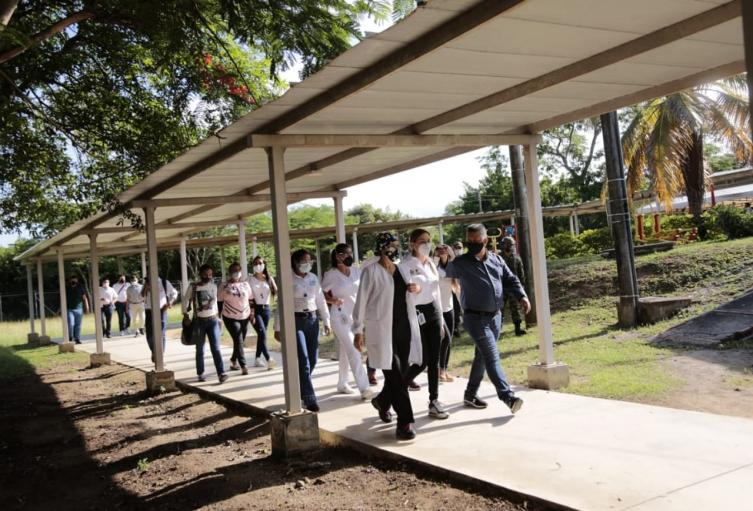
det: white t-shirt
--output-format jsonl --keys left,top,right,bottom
{"left": 321, "top": 266, "right": 360, "bottom": 317}
{"left": 99, "top": 286, "right": 118, "bottom": 307}
{"left": 113, "top": 281, "right": 129, "bottom": 302}
{"left": 185, "top": 281, "right": 218, "bottom": 318}
{"left": 437, "top": 265, "right": 454, "bottom": 313}
{"left": 143, "top": 278, "right": 178, "bottom": 310}
{"left": 248, "top": 274, "right": 275, "bottom": 305}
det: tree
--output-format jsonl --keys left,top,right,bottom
{"left": 622, "top": 75, "right": 753, "bottom": 222}
{"left": 0, "top": 0, "right": 389, "bottom": 236}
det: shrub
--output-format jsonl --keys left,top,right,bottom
{"left": 545, "top": 232, "right": 586, "bottom": 259}
{"left": 709, "top": 205, "right": 753, "bottom": 239}
{"left": 579, "top": 228, "right": 613, "bottom": 253}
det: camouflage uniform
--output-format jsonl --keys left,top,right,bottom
{"left": 500, "top": 237, "right": 526, "bottom": 335}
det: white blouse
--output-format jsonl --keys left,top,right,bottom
{"left": 402, "top": 254, "right": 441, "bottom": 307}
{"left": 248, "top": 274, "right": 275, "bottom": 305}
{"left": 437, "top": 265, "right": 454, "bottom": 313}
{"left": 321, "top": 266, "right": 361, "bottom": 317}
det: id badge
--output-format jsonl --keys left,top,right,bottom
{"left": 417, "top": 312, "right": 426, "bottom": 325}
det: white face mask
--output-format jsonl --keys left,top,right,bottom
{"left": 253, "top": 264, "right": 264, "bottom": 274}
{"left": 231, "top": 271, "right": 242, "bottom": 280}
{"left": 103, "top": 282, "right": 109, "bottom": 288}
{"left": 417, "top": 243, "right": 432, "bottom": 258}
{"left": 297, "top": 262, "right": 313, "bottom": 274}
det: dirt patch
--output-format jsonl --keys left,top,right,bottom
{"left": 0, "top": 354, "right": 543, "bottom": 510}
{"left": 654, "top": 348, "right": 753, "bottom": 419}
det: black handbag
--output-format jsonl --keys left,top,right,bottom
{"left": 181, "top": 284, "right": 202, "bottom": 345}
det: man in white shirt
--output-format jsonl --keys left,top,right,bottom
{"left": 113, "top": 274, "right": 130, "bottom": 336}
{"left": 142, "top": 275, "right": 178, "bottom": 362}
{"left": 99, "top": 279, "right": 118, "bottom": 338}
{"left": 126, "top": 275, "right": 145, "bottom": 336}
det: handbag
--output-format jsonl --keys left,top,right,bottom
{"left": 181, "top": 284, "right": 202, "bottom": 345}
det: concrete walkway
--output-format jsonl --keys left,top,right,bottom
{"left": 72, "top": 335, "right": 753, "bottom": 510}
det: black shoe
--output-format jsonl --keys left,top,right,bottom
{"left": 371, "top": 397, "right": 393, "bottom": 423}
{"left": 514, "top": 322, "right": 526, "bottom": 336}
{"left": 305, "top": 402, "right": 320, "bottom": 413}
{"left": 197, "top": 375, "right": 206, "bottom": 382}
{"left": 463, "top": 396, "right": 488, "bottom": 409}
{"left": 408, "top": 380, "right": 421, "bottom": 392}
{"left": 506, "top": 396, "right": 524, "bottom": 414}
{"left": 74, "top": 338, "right": 82, "bottom": 345}
{"left": 396, "top": 424, "right": 416, "bottom": 440}
{"left": 218, "top": 373, "right": 229, "bottom": 384}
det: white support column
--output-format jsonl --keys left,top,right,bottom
{"left": 144, "top": 206, "right": 165, "bottom": 372}
{"left": 238, "top": 221, "right": 248, "bottom": 280}
{"left": 36, "top": 259, "right": 46, "bottom": 336}
{"left": 438, "top": 222, "right": 445, "bottom": 245}
{"left": 220, "top": 246, "right": 227, "bottom": 281}
{"left": 26, "top": 264, "right": 36, "bottom": 338}
{"left": 574, "top": 212, "right": 581, "bottom": 236}
{"left": 252, "top": 236, "right": 258, "bottom": 258}
{"left": 57, "top": 249, "right": 70, "bottom": 345}
{"left": 179, "top": 237, "right": 189, "bottom": 313}
{"left": 334, "top": 194, "right": 346, "bottom": 244}
{"left": 89, "top": 233, "right": 104, "bottom": 354}
{"left": 266, "top": 145, "right": 302, "bottom": 414}
{"left": 315, "top": 239, "right": 322, "bottom": 276}
{"left": 569, "top": 214, "right": 576, "bottom": 237}
{"left": 140, "top": 251, "right": 147, "bottom": 278}
{"left": 352, "top": 227, "right": 360, "bottom": 267}
{"left": 523, "top": 143, "right": 569, "bottom": 389}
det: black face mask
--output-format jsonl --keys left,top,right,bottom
{"left": 201, "top": 276, "right": 211, "bottom": 284}
{"left": 69, "top": 281, "right": 77, "bottom": 287}
{"left": 342, "top": 256, "right": 354, "bottom": 267}
{"left": 384, "top": 249, "right": 400, "bottom": 262}
{"left": 119, "top": 278, "right": 125, "bottom": 283}
{"left": 466, "top": 242, "right": 485, "bottom": 255}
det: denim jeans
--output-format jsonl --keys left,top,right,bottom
{"left": 295, "top": 313, "right": 320, "bottom": 408}
{"left": 253, "top": 305, "right": 271, "bottom": 360}
{"left": 144, "top": 308, "right": 167, "bottom": 356}
{"left": 463, "top": 311, "right": 515, "bottom": 403}
{"left": 101, "top": 304, "right": 113, "bottom": 336}
{"left": 67, "top": 306, "right": 83, "bottom": 342}
{"left": 195, "top": 316, "right": 224, "bottom": 376}
{"left": 114, "top": 301, "right": 130, "bottom": 332}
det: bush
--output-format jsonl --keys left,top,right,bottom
{"left": 579, "top": 228, "right": 613, "bottom": 253}
{"left": 545, "top": 232, "right": 586, "bottom": 259}
{"left": 709, "top": 205, "right": 753, "bottom": 239}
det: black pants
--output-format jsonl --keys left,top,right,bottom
{"left": 223, "top": 316, "right": 249, "bottom": 368}
{"left": 405, "top": 303, "right": 442, "bottom": 402}
{"left": 101, "top": 305, "right": 113, "bottom": 336}
{"left": 440, "top": 310, "right": 454, "bottom": 370}
{"left": 376, "top": 317, "right": 414, "bottom": 427}
{"left": 115, "top": 301, "right": 130, "bottom": 332}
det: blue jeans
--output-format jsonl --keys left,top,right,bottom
{"left": 253, "top": 305, "right": 271, "bottom": 360}
{"left": 145, "top": 309, "right": 167, "bottom": 356}
{"left": 463, "top": 312, "right": 515, "bottom": 403}
{"left": 67, "top": 306, "right": 83, "bottom": 342}
{"left": 195, "top": 317, "right": 224, "bottom": 376}
{"left": 295, "top": 313, "right": 320, "bottom": 407}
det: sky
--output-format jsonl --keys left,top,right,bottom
{"left": 0, "top": 10, "right": 490, "bottom": 247}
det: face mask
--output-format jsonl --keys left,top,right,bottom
{"left": 131, "top": 281, "right": 138, "bottom": 285}
{"left": 119, "top": 278, "right": 125, "bottom": 283}
{"left": 201, "top": 276, "right": 211, "bottom": 283}
{"left": 231, "top": 271, "right": 242, "bottom": 280}
{"left": 298, "top": 262, "right": 313, "bottom": 274}
{"left": 70, "top": 281, "right": 77, "bottom": 286}
{"left": 342, "top": 256, "right": 354, "bottom": 267}
{"left": 103, "top": 282, "right": 109, "bottom": 288}
{"left": 432, "top": 256, "right": 440, "bottom": 265}
{"left": 253, "top": 264, "right": 264, "bottom": 274}
{"left": 466, "top": 242, "right": 485, "bottom": 255}
{"left": 417, "top": 243, "right": 432, "bottom": 258}
{"left": 384, "top": 249, "right": 400, "bottom": 263}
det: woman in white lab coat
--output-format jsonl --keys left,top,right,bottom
{"left": 353, "top": 232, "right": 422, "bottom": 440}
{"left": 322, "top": 243, "right": 372, "bottom": 400}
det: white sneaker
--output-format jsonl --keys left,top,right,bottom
{"left": 360, "top": 388, "right": 375, "bottom": 400}
{"left": 337, "top": 384, "right": 356, "bottom": 395}
{"left": 254, "top": 357, "right": 266, "bottom": 368}
{"left": 266, "top": 357, "right": 277, "bottom": 369}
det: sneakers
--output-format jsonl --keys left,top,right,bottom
{"left": 241, "top": 367, "right": 249, "bottom": 375}
{"left": 218, "top": 373, "right": 229, "bottom": 384}
{"left": 371, "top": 397, "right": 393, "bottom": 423}
{"left": 396, "top": 424, "right": 416, "bottom": 441}
{"left": 267, "top": 358, "right": 277, "bottom": 369}
{"left": 408, "top": 380, "right": 421, "bottom": 392}
{"left": 507, "top": 396, "right": 524, "bottom": 414}
{"left": 337, "top": 384, "right": 356, "bottom": 395}
{"left": 463, "top": 396, "right": 488, "bottom": 409}
{"left": 360, "top": 388, "right": 375, "bottom": 401}
{"left": 428, "top": 399, "right": 450, "bottom": 420}
{"left": 254, "top": 357, "right": 266, "bottom": 368}
{"left": 197, "top": 375, "right": 206, "bottom": 382}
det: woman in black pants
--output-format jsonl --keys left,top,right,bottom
{"left": 353, "top": 232, "right": 423, "bottom": 440}
{"left": 435, "top": 244, "right": 458, "bottom": 382}
{"left": 220, "top": 262, "right": 254, "bottom": 375}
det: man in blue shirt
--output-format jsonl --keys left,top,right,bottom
{"left": 446, "top": 224, "right": 531, "bottom": 413}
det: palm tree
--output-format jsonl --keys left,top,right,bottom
{"left": 621, "top": 75, "right": 752, "bottom": 222}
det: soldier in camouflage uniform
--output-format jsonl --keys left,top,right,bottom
{"left": 500, "top": 236, "right": 526, "bottom": 336}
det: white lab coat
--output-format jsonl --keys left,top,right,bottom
{"left": 352, "top": 261, "right": 422, "bottom": 370}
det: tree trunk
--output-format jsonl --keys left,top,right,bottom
{"left": 682, "top": 130, "right": 705, "bottom": 222}
{"left": 0, "top": 10, "right": 94, "bottom": 64}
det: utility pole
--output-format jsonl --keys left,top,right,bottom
{"left": 477, "top": 189, "right": 483, "bottom": 213}
{"left": 509, "top": 145, "right": 537, "bottom": 325}
{"left": 601, "top": 111, "right": 640, "bottom": 327}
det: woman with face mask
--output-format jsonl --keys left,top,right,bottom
{"left": 353, "top": 232, "right": 423, "bottom": 440}
{"left": 434, "top": 244, "right": 459, "bottom": 382}
{"left": 274, "top": 249, "right": 331, "bottom": 413}
{"left": 99, "top": 278, "right": 118, "bottom": 339}
{"left": 248, "top": 256, "right": 277, "bottom": 368}
{"left": 220, "top": 262, "right": 255, "bottom": 375}
{"left": 401, "top": 228, "right": 450, "bottom": 420}
{"left": 322, "top": 243, "right": 372, "bottom": 400}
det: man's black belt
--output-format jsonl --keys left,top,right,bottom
{"left": 464, "top": 308, "right": 498, "bottom": 317}
{"left": 295, "top": 310, "right": 316, "bottom": 318}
